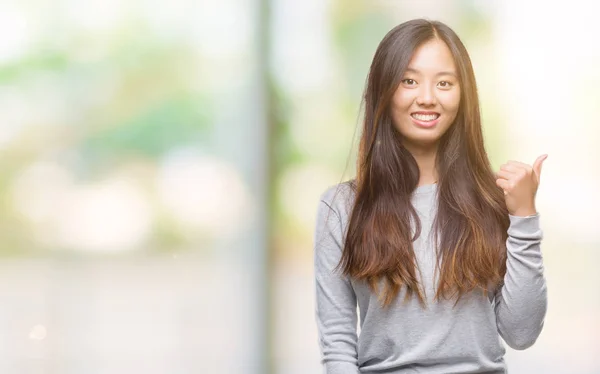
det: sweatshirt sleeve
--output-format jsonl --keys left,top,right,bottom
{"left": 494, "top": 213, "right": 548, "bottom": 350}
{"left": 314, "top": 191, "right": 360, "bottom": 374}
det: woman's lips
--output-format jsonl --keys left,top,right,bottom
{"left": 410, "top": 115, "right": 440, "bottom": 128}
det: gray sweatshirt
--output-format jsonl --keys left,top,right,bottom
{"left": 314, "top": 181, "right": 547, "bottom": 374}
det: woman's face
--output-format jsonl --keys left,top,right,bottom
{"left": 390, "top": 38, "right": 461, "bottom": 153}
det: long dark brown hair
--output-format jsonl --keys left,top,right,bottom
{"left": 337, "top": 19, "right": 509, "bottom": 308}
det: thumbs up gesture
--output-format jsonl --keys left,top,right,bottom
{"left": 495, "top": 154, "right": 547, "bottom": 217}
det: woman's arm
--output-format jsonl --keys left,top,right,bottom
{"left": 314, "top": 190, "right": 360, "bottom": 374}
{"left": 494, "top": 213, "right": 548, "bottom": 350}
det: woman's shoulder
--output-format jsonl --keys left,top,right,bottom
{"left": 318, "top": 179, "right": 357, "bottom": 217}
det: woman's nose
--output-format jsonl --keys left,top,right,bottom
{"left": 416, "top": 86, "right": 437, "bottom": 106}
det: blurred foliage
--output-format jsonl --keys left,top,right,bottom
{"left": 82, "top": 93, "right": 210, "bottom": 168}
{"left": 0, "top": 15, "right": 216, "bottom": 256}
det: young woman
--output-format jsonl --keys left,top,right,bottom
{"left": 314, "top": 19, "right": 547, "bottom": 374}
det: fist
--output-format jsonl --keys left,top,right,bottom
{"left": 495, "top": 154, "right": 547, "bottom": 217}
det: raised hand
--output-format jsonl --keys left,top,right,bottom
{"left": 495, "top": 154, "right": 547, "bottom": 217}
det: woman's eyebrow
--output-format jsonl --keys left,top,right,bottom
{"left": 437, "top": 71, "right": 457, "bottom": 78}
{"left": 405, "top": 67, "right": 457, "bottom": 78}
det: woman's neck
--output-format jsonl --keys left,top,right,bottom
{"left": 406, "top": 145, "right": 438, "bottom": 186}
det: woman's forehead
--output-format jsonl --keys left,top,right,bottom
{"left": 406, "top": 39, "right": 457, "bottom": 75}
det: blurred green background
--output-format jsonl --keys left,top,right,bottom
{"left": 0, "top": 0, "right": 598, "bottom": 373}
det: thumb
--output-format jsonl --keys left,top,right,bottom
{"left": 533, "top": 154, "right": 548, "bottom": 179}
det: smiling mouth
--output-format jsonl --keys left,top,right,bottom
{"left": 411, "top": 113, "right": 440, "bottom": 122}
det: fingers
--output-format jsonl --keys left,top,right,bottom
{"left": 498, "top": 164, "right": 529, "bottom": 182}
{"left": 496, "top": 161, "right": 529, "bottom": 194}
{"left": 506, "top": 160, "right": 533, "bottom": 171}
{"left": 499, "top": 155, "right": 547, "bottom": 183}
{"left": 495, "top": 177, "right": 510, "bottom": 195}
{"left": 501, "top": 162, "right": 530, "bottom": 173}
{"left": 495, "top": 170, "right": 513, "bottom": 180}
{"left": 532, "top": 154, "right": 548, "bottom": 178}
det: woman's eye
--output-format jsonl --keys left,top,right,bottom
{"left": 438, "top": 81, "right": 453, "bottom": 88}
{"left": 401, "top": 79, "right": 416, "bottom": 85}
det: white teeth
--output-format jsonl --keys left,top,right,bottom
{"left": 411, "top": 113, "right": 439, "bottom": 121}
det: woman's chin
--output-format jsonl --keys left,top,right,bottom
{"left": 402, "top": 137, "right": 441, "bottom": 152}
